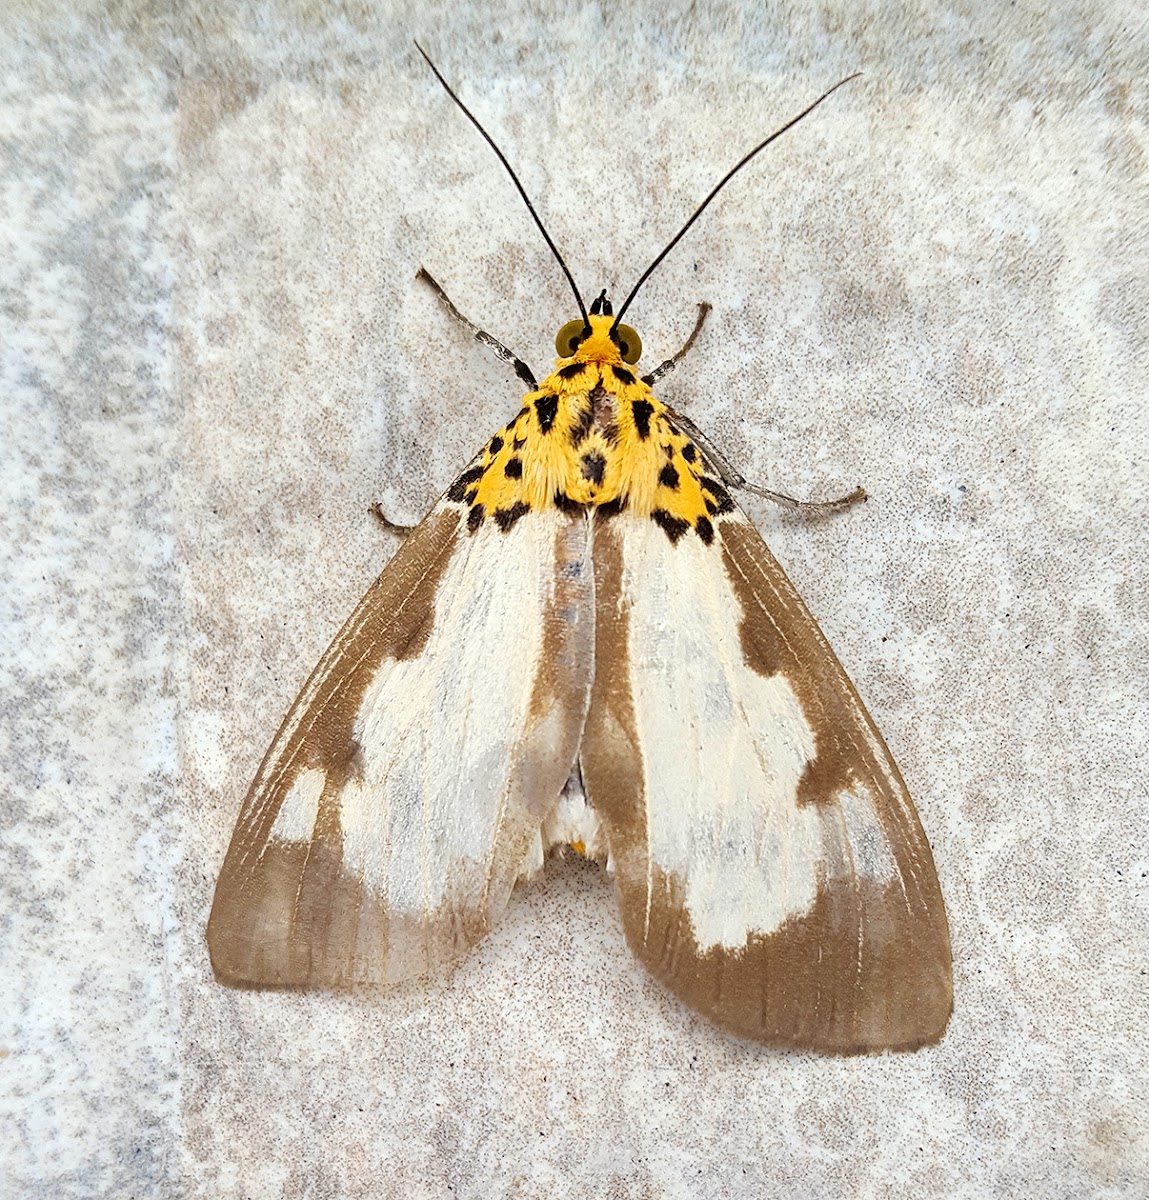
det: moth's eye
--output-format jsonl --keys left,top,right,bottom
{"left": 616, "top": 323, "right": 642, "bottom": 364}
{"left": 555, "top": 319, "right": 588, "bottom": 358}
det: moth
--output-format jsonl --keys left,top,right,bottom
{"left": 207, "top": 48, "right": 952, "bottom": 1054}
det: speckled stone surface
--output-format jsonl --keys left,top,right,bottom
{"left": 2, "top": 3, "right": 1146, "bottom": 1197}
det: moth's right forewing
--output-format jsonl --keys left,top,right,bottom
{"left": 207, "top": 493, "right": 594, "bottom": 989}
{"left": 582, "top": 510, "right": 951, "bottom": 1054}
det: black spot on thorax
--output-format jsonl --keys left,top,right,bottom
{"left": 568, "top": 399, "right": 594, "bottom": 446}
{"left": 554, "top": 490, "right": 584, "bottom": 513}
{"left": 631, "top": 399, "right": 653, "bottom": 439}
{"left": 700, "top": 475, "right": 735, "bottom": 516}
{"left": 651, "top": 509, "right": 689, "bottom": 544}
{"left": 447, "top": 465, "right": 485, "bottom": 503}
{"left": 494, "top": 501, "right": 530, "bottom": 532}
{"left": 595, "top": 497, "right": 626, "bottom": 519}
{"left": 535, "top": 394, "right": 559, "bottom": 433}
{"left": 580, "top": 451, "right": 606, "bottom": 483}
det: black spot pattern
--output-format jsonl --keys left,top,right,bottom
{"left": 658, "top": 463, "right": 680, "bottom": 490}
{"left": 696, "top": 516, "right": 715, "bottom": 545}
{"left": 559, "top": 362, "right": 587, "bottom": 379}
{"left": 631, "top": 400, "right": 653, "bottom": 439}
{"left": 488, "top": 435, "right": 504, "bottom": 455}
{"left": 652, "top": 508, "right": 690, "bottom": 544}
{"left": 700, "top": 475, "right": 735, "bottom": 516}
{"left": 554, "top": 490, "right": 584, "bottom": 513}
{"left": 681, "top": 443, "right": 697, "bottom": 463}
{"left": 611, "top": 365, "right": 636, "bottom": 386}
{"left": 512, "top": 435, "right": 526, "bottom": 450}
{"left": 580, "top": 451, "right": 606, "bottom": 483}
{"left": 596, "top": 497, "right": 626, "bottom": 519}
{"left": 464, "top": 486, "right": 479, "bottom": 504}
{"left": 535, "top": 394, "right": 558, "bottom": 433}
{"left": 494, "top": 501, "right": 530, "bottom": 532}
{"left": 467, "top": 504, "right": 485, "bottom": 532}
{"left": 447, "top": 466, "right": 485, "bottom": 502}
{"left": 504, "top": 457, "right": 523, "bottom": 479}
{"left": 568, "top": 402, "right": 594, "bottom": 446}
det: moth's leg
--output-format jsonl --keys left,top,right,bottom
{"left": 369, "top": 503, "right": 414, "bottom": 537}
{"left": 417, "top": 267, "right": 538, "bottom": 390}
{"left": 667, "top": 407, "right": 867, "bottom": 514}
{"left": 641, "top": 302, "right": 712, "bottom": 386}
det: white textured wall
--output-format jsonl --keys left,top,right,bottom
{"left": 1, "top": 2, "right": 1145, "bottom": 1196}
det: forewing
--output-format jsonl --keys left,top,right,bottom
{"left": 582, "top": 509, "right": 951, "bottom": 1053}
{"left": 207, "top": 481, "right": 593, "bottom": 987}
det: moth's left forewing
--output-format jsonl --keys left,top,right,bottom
{"left": 582, "top": 504, "right": 951, "bottom": 1054}
{"left": 208, "top": 483, "right": 594, "bottom": 989}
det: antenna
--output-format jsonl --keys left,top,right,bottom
{"left": 416, "top": 42, "right": 590, "bottom": 333}
{"left": 611, "top": 73, "right": 861, "bottom": 331}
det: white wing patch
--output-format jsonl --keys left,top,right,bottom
{"left": 329, "top": 511, "right": 571, "bottom": 910}
{"left": 830, "top": 785, "right": 900, "bottom": 884}
{"left": 614, "top": 513, "right": 891, "bottom": 951}
{"left": 269, "top": 767, "right": 325, "bottom": 842}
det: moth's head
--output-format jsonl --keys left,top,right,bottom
{"left": 554, "top": 289, "right": 642, "bottom": 367}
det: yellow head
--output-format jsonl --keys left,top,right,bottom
{"left": 553, "top": 293, "right": 642, "bottom": 367}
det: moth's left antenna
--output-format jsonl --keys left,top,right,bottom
{"left": 416, "top": 43, "right": 590, "bottom": 334}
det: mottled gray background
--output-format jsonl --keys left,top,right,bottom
{"left": 2, "top": 2, "right": 1146, "bottom": 1197}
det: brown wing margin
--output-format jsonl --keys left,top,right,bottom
{"left": 206, "top": 506, "right": 464, "bottom": 987}
{"left": 582, "top": 514, "right": 952, "bottom": 1053}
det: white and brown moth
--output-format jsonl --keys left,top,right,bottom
{"left": 207, "top": 50, "right": 952, "bottom": 1054}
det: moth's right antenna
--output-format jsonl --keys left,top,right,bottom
{"left": 612, "top": 73, "right": 861, "bottom": 331}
